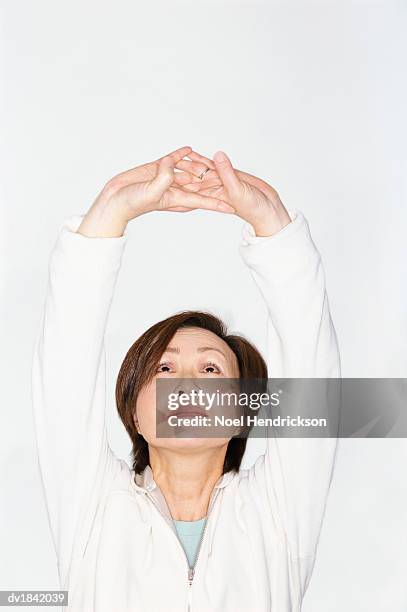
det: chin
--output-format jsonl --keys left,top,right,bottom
{"left": 159, "top": 437, "right": 225, "bottom": 452}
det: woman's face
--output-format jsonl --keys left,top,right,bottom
{"left": 134, "top": 327, "right": 240, "bottom": 452}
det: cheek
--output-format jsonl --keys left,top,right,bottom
{"left": 135, "top": 383, "right": 156, "bottom": 435}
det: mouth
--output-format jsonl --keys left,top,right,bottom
{"left": 157, "top": 404, "right": 208, "bottom": 423}
{"left": 174, "top": 405, "right": 208, "bottom": 418}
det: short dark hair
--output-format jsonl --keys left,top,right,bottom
{"left": 115, "top": 311, "right": 268, "bottom": 474}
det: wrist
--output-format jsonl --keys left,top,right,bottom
{"left": 77, "top": 198, "right": 130, "bottom": 238}
{"left": 251, "top": 198, "right": 291, "bottom": 237}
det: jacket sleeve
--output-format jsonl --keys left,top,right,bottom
{"left": 239, "top": 209, "right": 341, "bottom": 595}
{"left": 31, "top": 214, "right": 129, "bottom": 587}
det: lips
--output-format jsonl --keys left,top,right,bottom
{"left": 156, "top": 404, "right": 208, "bottom": 424}
{"left": 173, "top": 404, "right": 208, "bottom": 418}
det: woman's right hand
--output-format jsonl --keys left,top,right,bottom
{"left": 77, "top": 146, "right": 234, "bottom": 238}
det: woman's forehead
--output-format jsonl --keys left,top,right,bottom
{"left": 166, "top": 327, "right": 228, "bottom": 349}
{"left": 163, "top": 328, "right": 238, "bottom": 369}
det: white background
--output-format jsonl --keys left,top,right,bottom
{"left": 1, "top": 0, "right": 406, "bottom": 610}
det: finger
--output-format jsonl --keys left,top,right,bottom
{"left": 173, "top": 170, "right": 197, "bottom": 186}
{"left": 213, "top": 151, "right": 241, "bottom": 196}
{"left": 147, "top": 155, "right": 175, "bottom": 199}
{"left": 175, "top": 159, "right": 215, "bottom": 181}
{"left": 178, "top": 182, "right": 201, "bottom": 192}
{"left": 186, "top": 150, "right": 216, "bottom": 171}
{"left": 189, "top": 151, "right": 251, "bottom": 186}
{"left": 190, "top": 177, "right": 222, "bottom": 190}
{"left": 160, "top": 146, "right": 192, "bottom": 163}
{"left": 179, "top": 178, "right": 222, "bottom": 193}
{"left": 189, "top": 151, "right": 251, "bottom": 183}
{"left": 166, "top": 187, "right": 235, "bottom": 213}
{"left": 165, "top": 206, "right": 194, "bottom": 213}
{"left": 187, "top": 186, "right": 222, "bottom": 199}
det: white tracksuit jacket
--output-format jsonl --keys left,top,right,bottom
{"left": 31, "top": 209, "right": 341, "bottom": 612}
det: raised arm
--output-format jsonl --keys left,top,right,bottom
{"left": 239, "top": 210, "right": 340, "bottom": 599}
{"left": 179, "top": 149, "right": 341, "bottom": 598}
{"left": 31, "top": 147, "right": 230, "bottom": 587}
{"left": 31, "top": 211, "right": 128, "bottom": 586}
{"left": 239, "top": 209, "right": 340, "bottom": 377}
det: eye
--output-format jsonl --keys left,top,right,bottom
{"left": 156, "top": 362, "right": 174, "bottom": 373}
{"left": 202, "top": 361, "right": 222, "bottom": 374}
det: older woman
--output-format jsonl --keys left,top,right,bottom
{"left": 32, "top": 146, "right": 340, "bottom": 611}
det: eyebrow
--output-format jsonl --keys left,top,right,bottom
{"left": 163, "top": 346, "right": 227, "bottom": 358}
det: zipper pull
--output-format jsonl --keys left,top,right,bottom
{"left": 187, "top": 568, "right": 194, "bottom": 611}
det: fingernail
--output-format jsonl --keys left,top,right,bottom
{"left": 214, "top": 151, "right": 227, "bottom": 162}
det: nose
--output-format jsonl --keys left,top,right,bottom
{"left": 172, "top": 378, "right": 204, "bottom": 398}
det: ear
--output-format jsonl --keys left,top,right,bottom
{"left": 133, "top": 412, "right": 141, "bottom": 434}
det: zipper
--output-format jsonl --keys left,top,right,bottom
{"left": 144, "top": 487, "right": 221, "bottom": 611}
{"left": 188, "top": 490, "right": 219, "bottom": 580}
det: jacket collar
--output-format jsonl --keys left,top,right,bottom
{"left": 132, "top": 464, "right": 236, "bottom": 493}
{"left": 130, "top": 465, "right": 236, "bottom": 546}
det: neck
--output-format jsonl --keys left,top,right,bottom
{"left": 149, "top": 445, "right": 227, "bottom": 521}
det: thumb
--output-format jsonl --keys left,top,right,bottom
{"left": 148, "top": 155, "right": 175, "bottom": 199}
{"left": 213, "top": 150, "right": 241, "bottom": 196}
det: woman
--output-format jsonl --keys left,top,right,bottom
{"left": 32, "top": 146, "right": 340, "bottom": 612}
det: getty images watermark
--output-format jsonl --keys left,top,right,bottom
{"left": 156, "top": 378, "right": 407, "bottom": 438}
{"left": 155, "top": 379, "right": 335, "bottom": 438}
{"left": 165, "top": 388, "right": 328, "bottom": 429}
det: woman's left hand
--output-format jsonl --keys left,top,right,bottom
{"left": 174, "top": 149, "right": 292, "bottom": 236}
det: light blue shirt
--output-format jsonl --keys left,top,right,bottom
{"left": 173, "top": 517, "right": 207, "bottom": 568}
